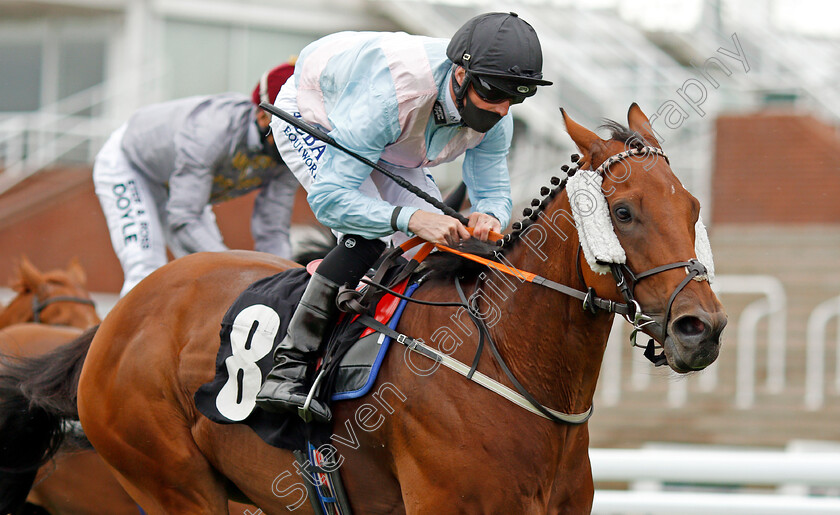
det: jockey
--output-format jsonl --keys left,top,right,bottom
{"left": 256, "top": 12, "right": 552, "bottom": 421}
{"left": 93, "top": 62, "right": 299, "bottom": 297}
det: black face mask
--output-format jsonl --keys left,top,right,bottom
{"left": 258, "top": 122, "right": 283, "bottom": 163}
{"left": 460, "top": 94, "right": 503, "bottom": 133}
{"left": 452, "top": 73, "right": 503, "bottom": 133}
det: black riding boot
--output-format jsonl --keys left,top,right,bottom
{"left": 256, "top": 272, "right": 339, "bottom": 422}
{"left": 256, "top": 234, "right": 386, "bottom": 422}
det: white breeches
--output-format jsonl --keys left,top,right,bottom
{"left": 92, "top": 124, "right": 221, "bottom": 297}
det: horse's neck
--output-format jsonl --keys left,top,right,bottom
{"left": 481, "top": 201, "right": 614, "bottom": 414}
{"left": 0, "top": 294, "right": 33, "bottom": 328}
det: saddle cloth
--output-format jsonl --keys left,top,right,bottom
{"left": 194, "top": 266, "right": 415, "bottom": 450}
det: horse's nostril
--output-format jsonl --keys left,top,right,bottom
{"left": 675, "top": 316, "right": 706, "bottom": 337}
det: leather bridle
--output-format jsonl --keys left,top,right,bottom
{"left": 31, "top": 293, "right": 96, "bottom": 324}
{"left": 608, "top": 259, "right": 708, "bottom": 361}
{"left": 349, "top": 145, "right": 712, "bottom": 422}
{"left": 574, "top": 146, "right": 710, "bottom": 364}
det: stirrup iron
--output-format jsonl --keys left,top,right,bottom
{"left": 299, "top": 368, "right": 327, "bottom": 423}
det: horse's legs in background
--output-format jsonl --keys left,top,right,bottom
{"left": 27, "top": 451, "right": 140, "bottom": 514}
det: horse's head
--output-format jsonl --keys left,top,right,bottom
{"left": 1, "top": 257, "right": 100, "bottom": 329}
{"left": 561, "top": 104, "right": 726, "bottom": 373}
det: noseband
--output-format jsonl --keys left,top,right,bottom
{"left": 608, "top": 259, "right": 708, "bottom": 365}
{"left": 32, "top": 293, "right": 96, "bottom": 324}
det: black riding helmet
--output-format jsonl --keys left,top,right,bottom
{"left": 447, "top": 12, "right": 552, "bottom": 105}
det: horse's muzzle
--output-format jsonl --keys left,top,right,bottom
{"left": 663, "top": 309, "right": 727, "bottom": 372}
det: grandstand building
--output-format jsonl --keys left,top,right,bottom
{"left": 1, "top": 0, "right": 839, "bottom": 465}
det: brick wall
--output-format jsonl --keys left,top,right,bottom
{"left": 712, "top": 111, "right": 840, "bottom": 224}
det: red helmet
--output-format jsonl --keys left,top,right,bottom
{"left": 251, "top": 60, "right": 296, "bottom": 105}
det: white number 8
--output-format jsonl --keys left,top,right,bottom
{"left": 216, "top": 304, "right": 280, "bottom": 421}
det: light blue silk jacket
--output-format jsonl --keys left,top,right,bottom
{"left": 293, "top": 31, "right": 514, "bottom": 239}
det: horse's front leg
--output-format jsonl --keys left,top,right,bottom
{"left": 548, "top": 430, "right": 595, "bottom": 515}
{"left": 548, "top": 475, "right": 594, "bottom": 515}
{"left": 390, "top": 423, "right": 558, "bottom": 515}
{"left": 396, "top": 460, "right": 552, "bottom": 515}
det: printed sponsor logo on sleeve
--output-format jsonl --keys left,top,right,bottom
{"left": 283, "top": 112, "right": 327, "bottom": 180}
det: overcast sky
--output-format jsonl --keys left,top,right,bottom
{"left": 428, "top": 0, "right": 840, "bottom": 37}
{"left": 593, "top": 0, "right": 840, "bottom": 36}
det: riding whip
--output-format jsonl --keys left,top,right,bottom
{"left": 259, "top": 102, "right": 469, "bottom": 225}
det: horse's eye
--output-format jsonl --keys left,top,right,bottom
{"left": 614, "top": 206, "right": 633, "bottom": 223}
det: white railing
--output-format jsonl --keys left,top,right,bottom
{"left": 0, "top": 81, "right": 113, "bottom": 189}
{"left": 805, "top": 295, "right": 840, "bottom": 410}
{"left": 712, "top": 275, "right": 788, "bottom": 407}
{"left": 0, "top": 60, "right": 164, "bottom": 195}
{"left": 593, "top": 490, "right": 840, "bottom": 514}
{"left": 0, "top": 114, "right": 118, "bottom": 188}
{"left": 591, "top": 444, "right": 840, "bottom": 514}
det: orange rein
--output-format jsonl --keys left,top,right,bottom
{"left": 397, "top": 228, "right": 538, "bottom": 283}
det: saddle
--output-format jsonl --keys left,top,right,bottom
{"left": 193, "top": 248, "right": 418, "bottom": 451}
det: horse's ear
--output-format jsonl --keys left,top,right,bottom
{"left": 560, "top": 108, "right": 605, "bottom": 169}
{"left": 627, "top": 103, "right": 661, "bottom": 149}
{"left": 67, "top": 257, "right": 87, "bottom": 286}
{"left": 17, "top": 256, "right": 46, "bottom": 293}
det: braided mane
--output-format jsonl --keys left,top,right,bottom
{"left": 500, "top": 118, "right": 642, "bottom": 249}
{"left": 426, "top": 119, "right": 638, "bottom": 273}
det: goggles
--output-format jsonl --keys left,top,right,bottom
{"left": 471, "top": 75, "right": 527, "bottom": 105}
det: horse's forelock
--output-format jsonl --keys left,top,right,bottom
{"left": 599, "top": 119, "right": 651, "bottom": 148}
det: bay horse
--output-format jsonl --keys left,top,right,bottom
{"left": 0, "top": 104, "right": 726, "bottom": 514}
{"left": 0, "top": 284, "right": 259, "bottom": 514}
{"left": 0, "top": 257, "right": 115, "bottom": 513}
{"left": 0, "top": 256, "right": 137, "bottom": 514}
{"left": 0, "top": 257, "right": 107, "bottom": 513}
{"left": 0, "top": 329, "right": 260, "bottom": 515}
{"left": 0, "top": 257, "right": 99, "bottom": 329}
{"left": 0, "top": 324, "right": 142, "bottom": 515}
